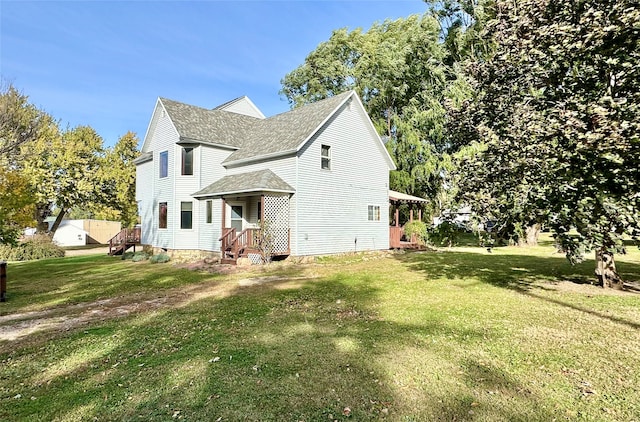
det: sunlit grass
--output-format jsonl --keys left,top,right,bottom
{"left": 0, "top": 238, "right": 639, "bottom": 421}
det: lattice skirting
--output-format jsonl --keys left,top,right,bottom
{"left": 264, "top": 195, "right": 290, "bottom": 252}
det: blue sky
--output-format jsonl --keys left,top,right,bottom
{"left": 1, "top": 0, "right": 428, "bottom": 148}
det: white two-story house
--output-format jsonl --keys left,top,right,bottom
{"left": 135, "top": 90, "right": 396, "bottom": 263}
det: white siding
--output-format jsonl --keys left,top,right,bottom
{"left": 217, "top": 97, "right": 265, "bottom": 119}
{"left": 198, "top": 198, "right": 223, "bottom": 251}
{"left": 196, "top": 146, "right": 232, "bottom": 252}
{"left": 294, "top": 101, "right": 390, "bottom": 255}
{"left": 143, "top": 104, "right": 180, "bottom": 250}
{"left": 136, "top": 160, "right": 154, "bottom": 245}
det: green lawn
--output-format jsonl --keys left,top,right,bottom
{"left": 1, "top": 241, "right": 639, "bottom": 421}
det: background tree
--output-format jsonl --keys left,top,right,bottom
{"left": 451, "top": 0, "right": 640, "bottom": 288}
{"left": 282, "top": 15, "right": 463, "bottom": 219}
{"left": 0, "top": 167, "right": 35, "bottom": 245}
{"left": 95, "top": 131, "right": 140, "bottom": 227}
{"left": 22, "top": 125, "right": 105, "bottom": 234}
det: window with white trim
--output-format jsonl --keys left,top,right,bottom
{"left": 181, "top": 147, "right": 193, "bottom": 175}
{"left": 159, "top": 151, "right": 168, "bottom": 178}
{"left": 205, "top": 200, "right": 212, "bottom": 224}
{"left": 180, "top": 201, "right": 193, "bottom": 229}
{"left": 368, "top": 205, "right": 380, "bottom": 221}
{"left": 321, "top": 144, "right": 331, "bottom": 170}
{"left": 159, "top": 202, "right": 167, "bottom": 228}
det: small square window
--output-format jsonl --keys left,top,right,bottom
{"left": 368, "top": 205, "right": 380, "bottom": 221}
{"left": 159, "top": 151, "right": 168, "bottom": 178}
{"left": 159, "top": 202, "right": 167, "bottom": 228}
{"left": 321, "top": 144, "right": 331, "bottom": 170}
{"left": 181, "top": 201, "right": 193, "bottom": 229}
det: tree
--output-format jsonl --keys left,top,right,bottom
{"left": 21, "top": 125, "right": 105, "bottom": 234}
{"left": 97, "top": 131, "right": 140, "bottom": 227}
{"left": 282, "top": 15, "right": 462, "bottom": 218}
{"left": 0, "top": 167, "right": 34, "bottom": 245}
{"left": 452, "top": 0, "right": 640, "bottom": 288}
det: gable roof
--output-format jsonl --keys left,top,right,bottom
{"left": 159, "top": 98, "right": 260, "bottom": 148}
{"left": 222, "top": 91, "right": 354, "bottom": 165}
{"left": 192, "top": 169, "right": 295, "bottom": 198}
{"left": 151, "top": 90, "right": 395, "bottom": 170}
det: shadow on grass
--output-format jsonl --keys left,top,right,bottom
{"left": 1, "top": 274, "right": 560, "bottom": 422}
{"left": 395, "top": 249, "right": 640, "bottom": 331}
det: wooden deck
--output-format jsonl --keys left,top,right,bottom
{"left": 108, "top": 227, "right": 141, "bottom": 256}
{"left": 389, "top": 226, "right": 420, "bottom": 249}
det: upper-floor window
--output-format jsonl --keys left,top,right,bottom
{"left": 182, "top": 147, "right": 194, "bottom": 175}
{"left": 321, "top": 144, "right": 331, "bottom": 170}
{"left": 159, "top": 151, "right": 168, "bottom": 178}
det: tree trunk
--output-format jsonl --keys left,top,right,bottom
{"left": 34, "top": 203, "right": 51, "bottom": 233}
{"left": 524, "top": 223, "right": 541, "bottom": 246}
{"left": 595, "top": 249, "right": 624, "bottom": 290}
{"left": 49, "top": 208, "right": 67, "bottom": 235}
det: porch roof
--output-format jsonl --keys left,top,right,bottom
{"left": 389, "top": 189, "right": 429, "bottom": 203}
{"left": 192, "top": 169, "right": 295, "bottom": 198}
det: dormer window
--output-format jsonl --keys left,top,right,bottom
{"left": 182, "top": 147, "right": 194, "bottom": 175}
{"left": 321, "top": 144, "right": 331, "bottom": 170}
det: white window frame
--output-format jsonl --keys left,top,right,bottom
{"left": 321, "top": 144, "right": 331, "bottom": 170}
{"left": 368, "top": 205, "right": 381, "bottom": 221}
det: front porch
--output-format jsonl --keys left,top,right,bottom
{"left": 218, "top": 194, "right": 292, "bottom": 264}
{"left": 193, "top": 169, "right": 294, "bottom": 264}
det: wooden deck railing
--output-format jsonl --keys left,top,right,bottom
{"left": 390, "top": 226, "right": 404, "bottom": 249}
{"left": 108, "top": 227, "right": 141, "bottom": 255}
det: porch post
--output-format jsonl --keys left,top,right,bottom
{"left": 418, "top": 209, "right": 422, "bottom": 222}
{"left": 395, "top": 206, "right": 399, "bottom": 228}
{"left": 410, "top": 209, "right": 414, "bottom": 223}
{"left": 221, "top": 197, "right": 226, "bottom": 231}
{"left": 260, "top": 194, "right": 265, "bottom": 223}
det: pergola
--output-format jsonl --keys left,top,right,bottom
{"left": 389, "top": 189, "right": 429, "bottom": 227}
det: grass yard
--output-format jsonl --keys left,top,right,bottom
{"left": 1, "top": 239, "right": 639, "bottom": 421}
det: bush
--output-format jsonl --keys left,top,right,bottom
{"left": 428, "top": 221, "right": 466, "bottom": 247}
{"left": 149, "top": 253, "right": 170, "bottom": 264}
{"left": 0, "top": 235, "right": 65, "bottom": 261}
{"left": 131, "top": 252, "right": 149, "bottom": 262}
{"left": 403, "top": 221, "right": 428, "bottom": 245}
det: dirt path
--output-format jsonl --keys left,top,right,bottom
{"left": 64, "top": 246, "right": 110, "bottom": 257}
{"left": 0, "top": 274, "right": 310, "bottom": 352}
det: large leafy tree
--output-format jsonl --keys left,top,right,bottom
{"left": 452, "top": 0, "right": 640, "bottom": 288}
{"left": 281, "top": 15, "right": 460, "bottom": 217}
{"left": 1, "top": 83, "right": 140, "bottom": 242}
{"left": 95, "top": 131, "right": 140, "bottom": 227}
{"left": 22, "top": 125, "right": 105, "bottom": 233}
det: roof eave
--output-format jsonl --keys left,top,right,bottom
{"left": 193, "top": 187, "right": 295, "bottom": 198}
{"left": 178, "top": 136, "right": 240, "bottom": 150}
{"left": 222, "top": 149, "right": 297, "bottom": 167}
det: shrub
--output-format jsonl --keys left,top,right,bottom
{"left": 0, "top": 235, "right": 65, "bottom": 261}
{"left": 131, "top": 252, "right": 149, "bottom": 262}
{"left": 428, "top": 220, "right": 469, "bottom": 247}
{"left": 150, "top": 253, "right": 170, "bottom": 264}
{"left": 403, "top": 221, "right": 428, "bottom": 245}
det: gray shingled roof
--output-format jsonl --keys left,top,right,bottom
{"left": 223, "top": 91, "right": 353, "bottom": 164}
{"left": 160, "top": 91, "right": 354, "bottom": 164}
{"left": 160, "top": 98, "right": 260, "bottom": 148}
{"left": 133, "top": 151, "right": 153, "bottom": 164}
{"left": 192, "top": 169, "right": 295, "bottom": 197}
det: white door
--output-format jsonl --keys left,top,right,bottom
{"left": 229, "top": 204, "right": 244, "bottom": 232}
